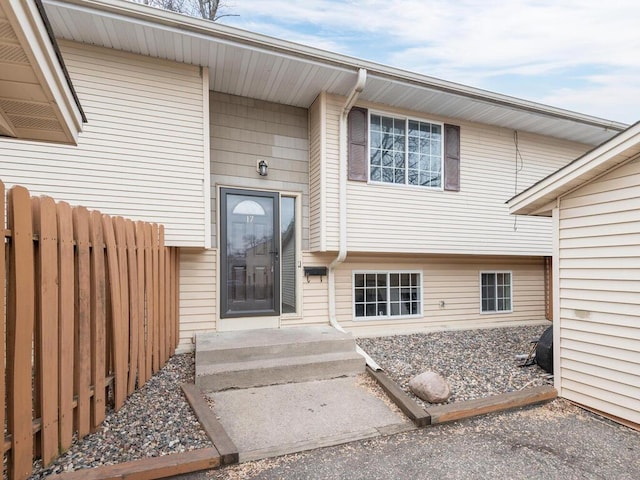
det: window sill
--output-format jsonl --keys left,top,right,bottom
{"left": 353, "top": 314, "right": 423, "bottom": 322}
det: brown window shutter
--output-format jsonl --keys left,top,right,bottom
{"left": 347, "top": 107, "right": 368, "bottom": 182}
{"left": 444, "top": 124, "right": 460, "bottom": 191}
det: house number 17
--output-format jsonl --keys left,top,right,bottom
{"left": 246, "top": 215, "right": 254, "bottom": 223}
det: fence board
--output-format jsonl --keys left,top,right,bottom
{"left": 89, "top": 211, "right": 107, "bottom": 429}
{"left": 102, "top": 215, "right": 126, "bottom": 410}
{"left": 135, "top": 222, "right": 147, "bottom": 386}
{"left": 57, "top": 201, "right": 75, "bottom": 451}
{"left": 144, "top": 223, "right": 153, "bottom": 378}
{"left": 159, "top": 226, "right": 166, "bottom": 365}
{"left": 151, "top": 224, "right": 160, "bottom": 373}
{"left": 73, "top": 207, "right": 92, "bottom": 438}
{"left": 7, "top": 186, "right": 35, "bottom": 480}
{"left": 34, "top": 196, "right": 60, "bottom": 466}
{"left": 114, "top": 218, "right": 130, "bottom": 395}
{"left": 0, "top": 181, "right": 5, "bottom": 467}
{"left": 166, "top": 248, "right": 173, "bottom": 356}
{"left": 173, "top": 249, "right": 180, "bottom": 351}
{"left": 125, "top": 220, "right": 139, "bottom": 395}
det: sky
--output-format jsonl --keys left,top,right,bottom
{"left": 218, "top": 0, "right": 640, "bottom": 124}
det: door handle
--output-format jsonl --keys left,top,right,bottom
{"left": 269, "top": 250, "right": 279, "bottom": 261}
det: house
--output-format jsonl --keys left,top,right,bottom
{"left": 1, "top": 0, "right": 628, "bottom": 353}
{"left": 508, "top": 123, "right": 640, "bottom": 428}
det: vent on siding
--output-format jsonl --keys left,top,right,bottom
{"left": 0, "top": 99, "right": 56, "bottom": 117}
{"left": 0, "top": 20, "right": 17, "bottom": 41}
{"left": 0, "top": 44, "right": 29, "bottom": 64}
{"left": 10, "top": 115, "right": 63, "bottom": 131}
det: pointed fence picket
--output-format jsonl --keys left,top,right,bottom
{"left": 1, "top": 181, "right": 180, "bottom": 480}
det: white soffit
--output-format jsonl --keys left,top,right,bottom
{"left": 0, "top": 0, "right": 83, "bottom": 144}
{"left": 44, "top": 0, "right": 627, "bottom": 146}
{"left": 508, "top": 122, "right": 640, "bottom": 217}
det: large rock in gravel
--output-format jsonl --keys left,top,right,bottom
{"left": 409, "top": 371, "right": 451, "bottom": 403}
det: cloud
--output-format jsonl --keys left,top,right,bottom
{"left": 220, "top": 0, "right": 640, "bottom": 122}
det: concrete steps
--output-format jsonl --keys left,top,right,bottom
{"left": 195, "top": 326, "right": 365, "bottom": 392}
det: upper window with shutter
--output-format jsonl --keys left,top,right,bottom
{"left": 370, "top": 113, "right": 443, "bottom": 188}
{"left": 348, "top": 108, "right": 460, "bottom": 190}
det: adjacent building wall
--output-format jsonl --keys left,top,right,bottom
{"left": 557, "top": 156, "right": 640, "bottom": 425}
{"left": 0, "top": 41, "right": 208, "bottom": 247}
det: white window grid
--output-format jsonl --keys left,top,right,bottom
{"left": 353, "top": 271, "right": 423, "bottom": 320}
{"left": 480, "top": 271, "right": 513, "bottom": 314}
{"left": 369, "top": 111, "right": 443, "bottom": 189}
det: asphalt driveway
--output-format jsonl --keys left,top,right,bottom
{"left": 175, "top": 399, "right": 639, "bottom": 480}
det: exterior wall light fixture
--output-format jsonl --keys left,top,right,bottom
{"left": 257, "top": 159, "right": 268, "bottom": 176}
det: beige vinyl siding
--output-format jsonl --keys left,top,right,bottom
{"left": 209, "top": 92, "right": 309, "bottom": 250}
{"left": 291, "top": 252, "right": 547, "bottom": 335}
{"left": 324, "top": 95, "right": 342, "bottom": 251}
{"left": 285, "top": 252, "right": 332, "bottom": 327}
{"left": 343, "top": 102, "right": 590, "bottom": 255}
{"left": 178, "top": 248, "right": 217, "bottom": 352}
{"left": 308, "top": 94, "right": 324, "bottom": 251}
{"left": 0, "top": 41, "right": 207, "bottom": 246}
{"left": 557, "top": 156, "right": 640, "bottom": 425}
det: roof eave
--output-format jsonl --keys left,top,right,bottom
{"left": 1, "top": 0, "right": 84, "bottom": 145}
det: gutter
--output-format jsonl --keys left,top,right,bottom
{"left": 327, "top": 68, "right": 381, "bottom": 371}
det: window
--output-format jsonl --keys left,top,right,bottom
{"left": 369, "top": 113, "right": 442, "bottom": 188}
{"left": 354, "top": 272, "right": 421, "bottom": 319}
{"left": 481, "top": 272, "right": 512, "bottom": 313}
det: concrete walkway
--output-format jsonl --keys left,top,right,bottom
{"left": 175, "top": 400, "right": 640, "bottom": 480}
{"left": 206, "top": 375, "right": 415, "bottom": 462}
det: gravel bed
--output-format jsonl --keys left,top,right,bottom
{"left": 29, "top": 353, "right": 212, "bottom": 479}
{"left": 357, "top": 324, "right": 553, "bottom": 409}
{"left": 27, "top": 324, "right": 551, "bottom": 478}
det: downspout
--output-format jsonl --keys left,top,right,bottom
{"left": 327, "top": 68, "right": 381, "bottom": 370}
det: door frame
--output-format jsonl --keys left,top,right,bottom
{"left": 219, "top": 187, "right": 281, "bottom": 319}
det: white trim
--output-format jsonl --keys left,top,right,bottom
{"left": 552, "top": 205, "right": 562, "bottom": 395}
{"left": 319, "top": 91, "right": 327, "bottom": 252}
{"left": 352, "top": 270, "right": 423, "bottom": 321}
{"left": 202, "top": 66, "right": 212, "bottom": 249}
{"left": 479, "top": 270, "right": 514, "bottom": 314}
{"left": 280, "top": 190, "right": 303, "bottom": 319}
{"left": 366, "top": 109, "right": 444, "bottom": 191}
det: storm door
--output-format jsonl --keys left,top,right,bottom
{"left": 221, "top": 188, "right": 280, "bottom": 318}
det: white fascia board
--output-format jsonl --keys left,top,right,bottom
{"left": 508, "top": 122, "right": 640, "bottom": 216}
{"left": 8, "top": 0, "right": 83, "bottom": 144}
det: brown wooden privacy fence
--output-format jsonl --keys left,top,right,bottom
{"left": 0, "top": 181, "right": 180, "bottom": 480}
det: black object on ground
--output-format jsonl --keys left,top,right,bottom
{"left": 536, "top": 326, "right": 554, "bottom": 373}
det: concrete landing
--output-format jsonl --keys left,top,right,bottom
{"left": 195, "top": 327, "right": 365, "bottom": 392}
{"left": 206, "top": 375, "right": 415, "bottom": 462}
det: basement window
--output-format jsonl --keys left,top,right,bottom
{"left": 480, "top": 272, "right": 512, "bottom": 313}
{"left": 353, "top": 271, "right": 422, "bottom": 319}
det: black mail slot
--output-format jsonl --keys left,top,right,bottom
{"left": 304, "top": 267, "right": 327, "bottom": 276}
